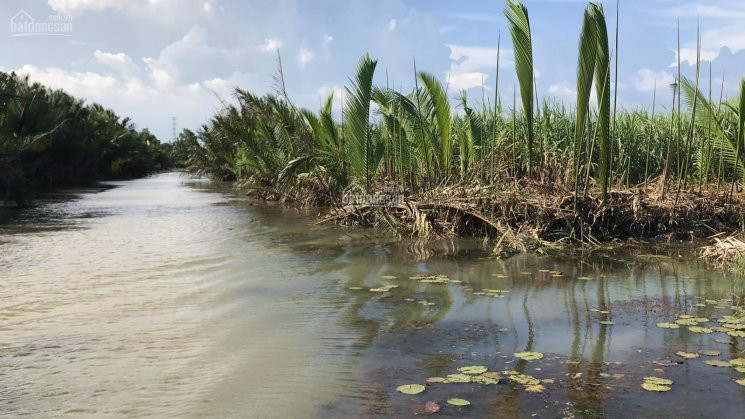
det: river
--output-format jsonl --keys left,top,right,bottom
{"left": 2, "top": 172, "right": 744, "bottom": 418}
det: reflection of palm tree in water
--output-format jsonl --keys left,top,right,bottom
{"left": 566, "top": 267, "right": 612, "bottom": 414}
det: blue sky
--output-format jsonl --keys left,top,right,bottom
{"left": 2, "top": 0, "right": 745, "bottom": 141}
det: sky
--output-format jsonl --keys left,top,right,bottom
{"left": 1, "top": 0, "right": 745, "bottom": 141}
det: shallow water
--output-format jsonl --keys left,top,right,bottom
{"left": 1, "top": 172, "right": 744, "bottom": 418}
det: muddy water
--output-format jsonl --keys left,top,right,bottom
{"left": 1, "top": 172, "right": 744, "bottom": 418}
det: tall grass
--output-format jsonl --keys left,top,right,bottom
{"left": 176, "top": 0, "right": 745, "bottom": 209}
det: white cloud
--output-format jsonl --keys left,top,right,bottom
{"left": 672, "top": 47, "right": 720, "bottom": 67}
{"left": 548, "top": 82, "right": 576, "bottom": 98}
{"left": 388, "top": 19, "right": 397, "bottom": 32}
{"left": 298, "top": 48, "right": 314, "bottom": 67}
{"left": 94, "top": 50, "right": 139, "bottom": 76}
{"left": 447, "top": 44, "right": 512, "bottom": 74}
{"left": 446, "top": 72, "right": 488, "bottom": 91}
{"left": 259, "top": 38, "right": 282, "bottom": 52}
{"left": 323, "top": 35, "right": 334, "bottom": 44}
{"left": 634, "top": 69, "right": 675, "bottom": 92}
{"left": 14, "top": 64, "right": 117, "bottom": 99}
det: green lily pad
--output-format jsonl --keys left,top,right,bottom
{"left": 471, "top": 375, "right": 500, "bottom": 385}
{"left": 445, "top": 374, "right": 472, "bottom": 383}
{"left": 704, "top": 360, "right": 731, "bottom": 367}
{"left": 396, "top": 384, "right": 425, "bottom": 395}
{"left": 524, "top": 384, "right": 545, "bottom": 393}
{"left": 348, "top": 286, "right": 364, "bottom": 290}
{"left": 426, "top": 377, "right": 446, "bottom": 383}
{"left": 542, "top": 378, "right": 555, "bottom": 384}
{"left": 688, "top": 326, "right": 713, "bottom": 334}
{"left": 644, "top": 377, "right": 673, "bottom": 385}
{"left": 675, "top": 319, "right": 698, "bottom": 326}
{"left": 675, "top": 351, "right": 699, "bottom": 359}
{"left": 699, "top": 350, "right": 721, "bottom": 356}
{"left": 657, "top": 322, "right": 680, "bottom": 329}
{"left": 729, "top": 358, "right": 745, "bottom": 367}
{"left": 511, "top": 374, "right": 540, "bottom": 386}
{"left": 678, "top": 315, "right": 694, "bottom": 319}
{"left": 458, "top": 366, "right": 488, "bottom": 375}
{"left": 578, "top": 276, "right": 593, "bottom": 280}
{"left": 482, "top": 372, "right": 503, "bottom": 381}
{"left": 447, "top": 398, "right": 471, "bottom": 406}
{"left": 381, "top": 275, "right": 397, "bottom": 279}
{"left": 735, "top": 367, "right": 745, "bottom": 374}
{"left": 600, "top": 321, "right": 615, "bottom": 325}
{"left": 736, "top": 378, "right": 745, "bottom": 387}
{"left": 515, "top": 351, "right": 544, "bottom": 361}
{"left": 642, "top": 382, "right": 671, "bottom": 392}
{"left": 728, "top": 330, "right": 745, "bottom": 338}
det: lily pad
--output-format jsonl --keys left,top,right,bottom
{"left": 736, "top": 378, "right": 745, "bottom": 387}
{"left": 678, "top": 315, "right": 694, "bottom": 319}
{"left": 471, "top": 375, "right": 500, "bottom": 385}
{"left": 729, "top": 358, "right": 745, "bottom": 367}
{"left": 641, "top": 382, "right": 671, "bottom": 392}
{"left": 381, "top": 275, "right": 397, "bottom": 279}
{"left": 511, "top": 374, "right": 540, "bottom": 386}
{"left": 447, "top": 398, "right": 471, "bottom": 406}
{"left": 482, "top": 371, "right": 502, "bottom": 381}
{"left": 541, "top": 378, "right": 555, "bottom": 384}
{"left": 728, "top": 330, "right": 745, "bottom": 338}
{"left": 699, "top": 350, "right": 721, "bottom": 356}
{"left": 675, "top": 351, "right": 699, "bottom": 359}
{"left": 688, "top": 326, "right": 713, "bottom": 334}
{"left": 458, "top": 366, "right": 488, "bottom": 375}
{"left": 644, "top": 377, "right": 673, "bottom": 385}
{"left": 657, "top": 322, "right": 680, "bottom": 329}
{"left": 445, "top": 374, "right": 472, "bottom": 383}
{"left": 704, "top": 360, "right": 731, "bottom": 367}
{"left": 396, "top": 384, "right": 425, "bottom": 395}
{"left": 426, "top": 377, "right": 446, "bottom": 383}
{"left": 600, "top": 321, "right": 615, "bottom": 325}
{"left": 675, "top": 319, "right": 698, "bottom": 326}
{"left": 578, "top": 276, "right": 593, "bottom": 280}
{"left": 524, "top": 384, "right": 545, "bottom": 393}
{"left": 515, "top": 351, "right": 544, "bottom": 361}
{"left": 735, "top": 367, "right": 745, "bottom": 374}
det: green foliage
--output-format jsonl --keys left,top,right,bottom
{"left": 0, "top": 72, "right": 169, "bottom": 205}
{"left": 504, "top": 0, "right": 534, "bottom": 172}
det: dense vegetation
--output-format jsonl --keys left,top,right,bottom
{"left": 0, "top": 72, "right": 171, "bottom": 206}
{"left": 173, "top": 1, "right": 745, "bottom": 243}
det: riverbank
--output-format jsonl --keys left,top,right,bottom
{"left": 235, "top": 178, "right": 745, "bottom": 255}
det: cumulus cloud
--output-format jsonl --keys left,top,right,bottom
{"left": 634, "top": 69, "right": 675, "bottom": 92}
{"left": 259, "top": 38, "right": 282, "bottom": 52}
{"left": 94, "top": 50, "right": 140, "bottom": 77}
{"left": 446, "top": 72, "right": 488, "bottom": 91}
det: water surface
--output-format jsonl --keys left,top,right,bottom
{"left": 2, "top": 172, "right": 744, "bottom": 418}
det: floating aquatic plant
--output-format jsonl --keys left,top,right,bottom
{"left": 426, "top": 377, "right": 446, "bottom": 383}
{"left": 687, "top": 326, "right": 713, "bottom": 334}
{"left": 447, "top": 398, "right": 471, "bottom": 406}
{"left": 458, "top": 366, "right": 488, "bottom": 375}
{"left": 642, "top": 376, "right": 672, "bottom": 392}
{"left": 396, "top": 384, "right": 426, "bottom": 394}
{"left": 704, "top": 360, "right": 731, "bottom": 367}
{"left": 657, "top": 322, "right": 680, "bottom": 329}
{"left": 699, "top": 350, "right": 721, "bottom": 356}
{"left": 675, "top": 351, "right": 699, "bottom": 359}
{"left": 445, "top": 374, "right": 472, "bottom": 383}
{"left": 514, "top": 351, "right": 544, "bottom": 361}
